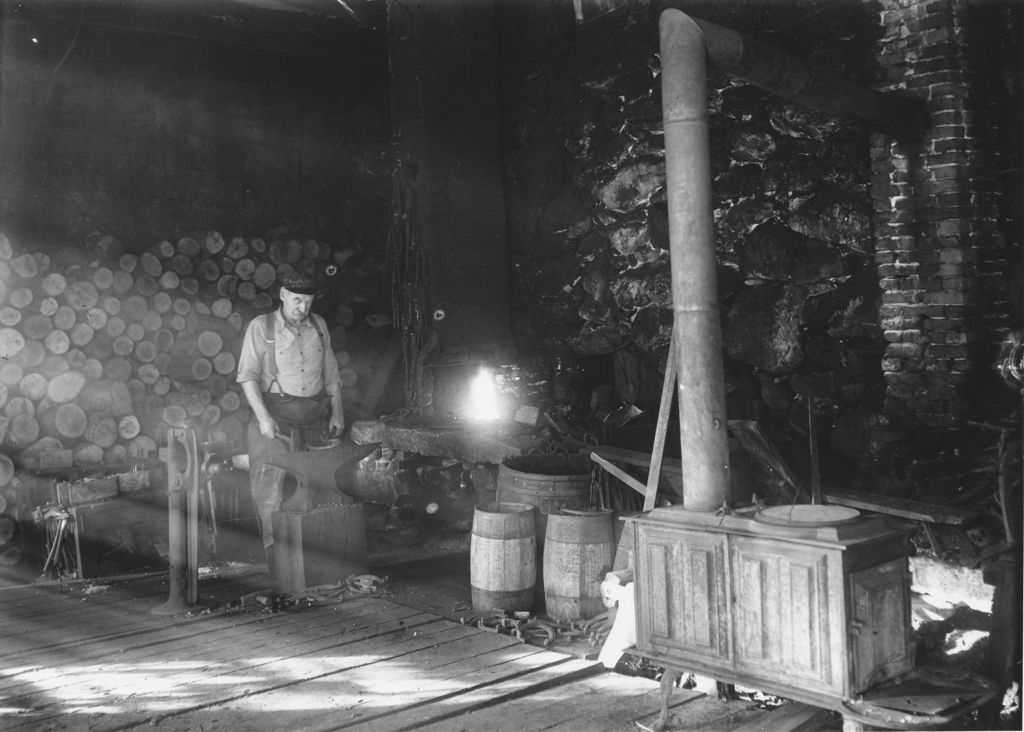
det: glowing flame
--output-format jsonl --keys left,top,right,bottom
{"left": 467, "top": 367, "right": 500, "bottom": 421}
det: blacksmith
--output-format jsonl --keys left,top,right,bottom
{"left": 236, "top": 271, "right": 344, "bottom": 556}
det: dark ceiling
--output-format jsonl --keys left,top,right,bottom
{"left": 1, "top": 0, "right": 386, "bottom": 57}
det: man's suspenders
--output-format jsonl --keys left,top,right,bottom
{"left": 263, "top": 311, "right": 327, "bottom": 394}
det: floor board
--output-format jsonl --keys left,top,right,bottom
{"left": 0, "top": 571, "right": 839, "bottom": 731}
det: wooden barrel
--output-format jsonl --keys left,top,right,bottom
{"left": 496, "top": 453, "right": 592, "bottom": 550}
{"left": 470, "top": 502, "right": 536, "bottom": 613}
{"left": 543, "top": 509, "right": 615, "bottom": 622}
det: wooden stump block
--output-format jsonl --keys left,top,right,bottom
{"left": 154, "top": 239, "right": 176, "bottom": 259}
{"left": 93, "top": 267, "right": 114, "bottom": 290}
{"left": 273, "top": 504, "right": 368, "bottom": 594}
{"left": 213, "top": 351, "right": 236, "bottom": 375}
{"left": 177, "top": 236, "right": 201, "bottom": 258}
{"left": 0, "top": 307, "right": 21, "bottom": 326}
{"left": 204, "top": 230, "right": 225, "bottom": 255}
{"left": 118, "top": 253, "right": 138, "bottom": 273}
{"left": 112, "top": 270, "right": 134, "bottom": 294}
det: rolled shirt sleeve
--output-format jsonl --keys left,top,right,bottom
{"left": 318, "top": 314, "right": 342, "bottom": 390}
{"left": 236, "top": 314, "right": 268, "bottom": 387}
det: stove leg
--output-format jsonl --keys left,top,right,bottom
{"left": 715, "top": 680, "right": 737, "bottom": 701}
{"left": 653, "top": 669, "right": 678, "bottom": 731}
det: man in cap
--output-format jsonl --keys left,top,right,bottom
{"left": 236, "top": 271, "right": 344, "bottom": 560}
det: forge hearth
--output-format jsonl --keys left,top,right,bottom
{"left": 349, "top": 413, "right": 548, "bottom": 465}
{"left": 351, "top": 355, "right": 554, "bottom": 464}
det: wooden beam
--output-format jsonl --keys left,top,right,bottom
{"left": 590, "top": 452, "right": 646, "bottom": 496}
{"left": 588, "top": 445, "right": 682, "bottom": 473}
{"left": 645, "top": 328, "right": 677, "bottom": 511}
{"left": 824, "top": 489, "right": 979, "bottom": 525}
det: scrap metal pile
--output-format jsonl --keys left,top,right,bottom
{"left": 459, "top": 608, "right": 616, "bottom": 650}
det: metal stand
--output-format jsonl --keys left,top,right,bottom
{"left": 152, "top": 427, "right": 201, "bottom": 616}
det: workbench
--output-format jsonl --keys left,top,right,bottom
{"left": 70, "top": 488, "right": 168, "bottom": 578}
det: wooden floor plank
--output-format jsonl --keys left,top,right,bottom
{"left": 731, "top": 701, "right": 836, "bottom": 732}
{"left": 2, "top": 595, "right": 359, "bottom": 665}
{"left": 0, "top": 597, "right": 411, "bottom": 703}
{"left": 0, "top": 568, "right": 269, "bottom": 639}
{"left": 2, "top": 604, "right": 445, "bottom": 730}
{"left": 412, "top": 671, "right": 703, "bottom": 732}
{"left": 0, "top": 604, "right": 407, "bottom": 708}
{"left": 341, "top": 656, "right": 604, "bottom": 732}
{"left": 2, "top": 601, "right": 427, "bottom": 695}
{"left": 630, "top": 694, "right": 778, "bottom": 732}
{"left": 2, "top": 580, "right": 790, "bottom": 732}
{"left": 4, "top": 613, "right": 450, "bottom": 731}
{"left": 136, "top": 626, "right": 534, "bottom": 732}
{"left": 297, "top": 639, "right": 570, "bottom": 730}
{"left": 1, "top": 588, "right": 171, "bottom": 654}
{"left": 0, "top": 583, "right": 228, "bottom": 661}
{"left": 102, "top": 622, "right": 501, "bottom": 732}
{"left": 532, "top": 676, "right": 704, "bottom": 732}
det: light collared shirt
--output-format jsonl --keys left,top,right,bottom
{"left": 236, "top": 309, "right": 341, "bottom": 397}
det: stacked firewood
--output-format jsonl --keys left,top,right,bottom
{"left": 0, "top": 229, "right": 368, "bottom": 481}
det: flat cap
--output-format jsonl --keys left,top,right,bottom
{"left": 279, "top": 271, "right": 319, "bottom": 296}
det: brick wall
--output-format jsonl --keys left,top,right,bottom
{"left": 872, "top": 0, "right": 1015, "bottom": 449}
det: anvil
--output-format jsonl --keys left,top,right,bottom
{"left": 267, "top": 441, "right": 378, "bottom": 512}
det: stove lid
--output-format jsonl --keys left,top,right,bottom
{"left": 755, "top": 504, "right": 862, "bottom": 528}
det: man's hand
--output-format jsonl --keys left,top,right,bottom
{"left": 328, "top": 408, "right": 345, "bottom": 437}
{"left": 241, "top": 380, "right": 281, "bottom": 440}
{"left": 326, "top": 384, "right": 344, "bottom": 437}
{"left": 257, "top": 414, "right": 279, "bottom": 439}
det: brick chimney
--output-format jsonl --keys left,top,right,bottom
{"left": 871, "top": 0, "right": 1013, "bottom": 449}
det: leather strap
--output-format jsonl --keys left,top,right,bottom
{"left": 263, "top": 310, "right": 327, "bottom": 395}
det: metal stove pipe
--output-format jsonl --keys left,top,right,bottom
{"left": 660, "top": 6, "right": 927, "bottom": 143}
{"left": 658, "top": 7, "right": 926, "bottom": 514}
{"left": 660, "top": 9, "right": 731, "bottom": 513}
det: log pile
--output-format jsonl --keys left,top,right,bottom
{"left": 0, "top": 229, "right": 375, "bottom": 481}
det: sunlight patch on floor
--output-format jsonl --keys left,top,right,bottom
{"left": 1, "top": 653, "right": 420, "bottom": 715}
{"left": 945, "top": 628, "right": 988, "bottom": 655}
{"left": 228, "top": 690, "right": 349, "bottom": 711}
{"left": 254, "top": 654, "right": 389, "bottom": 675}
